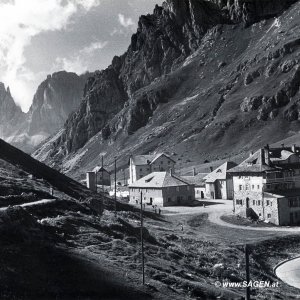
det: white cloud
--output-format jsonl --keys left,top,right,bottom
{"left": 53, "top": 40, "right": 108, "bottom": 74}
{"left": 0, "top": 0, "right": 100, "bottom": 112}
{"left": 54, "top": 56, "right": 88, "bottom": 75}
{"left": 81, "top": 41, "right": 108, "bottom": 54}
{"left": 118, "top": 13, "right": 135, "bottom": 28}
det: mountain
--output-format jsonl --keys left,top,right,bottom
{"left": 0, "top": 83, "right": 25, "bottom": 141}
{"left": 34, "top": 0, "right": 300, "bottom": 179}
{"left": 1, "top": 71, "right": 89, "bottom": 152}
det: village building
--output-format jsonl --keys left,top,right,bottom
{"left": 128, "top": 153, "right": 175, "bottom": 184}
{"left": 93, "top": 166, "right": 111, "bottom": 186}
{"left": 230, "top": 144, "right": 300, "bottom": 226}
{"left": 203, "top": 162, "right": 237, "bottom": 200}
{"left": 128, "top": 171, "right": 195, "bottom": 207}
{"left": 182, "top": 168, "right": 208, "bottom": 199}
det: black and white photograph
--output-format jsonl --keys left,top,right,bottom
{"left": 1, "top": 0, "right": 300, "bottom": 299}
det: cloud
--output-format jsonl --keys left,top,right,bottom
{"left": 0, "top": 0, "right": 100, "bottom": 112}
{"left": 118, "top": 13, "right": 135, "bottom": 28}
{"left": 81, "top": 41, "right": 108, "bottom": 54}
{"left": 53, "top": 40, "right": 108, "bottom": 74}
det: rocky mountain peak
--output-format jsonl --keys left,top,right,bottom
{"left": 27, "top": 71, "right": 90, "bottom": 137}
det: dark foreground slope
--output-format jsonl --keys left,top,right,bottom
{"left": 34, "top": 0, "right": 300, "bottom": 178}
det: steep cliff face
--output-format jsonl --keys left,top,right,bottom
{"left": 34, "top": 0, "right": 300, "bottom": 177}
{"left": 27, "top": 71, "right": 89, "bottom": 137}
{"left": 1, "top": 71, "right": 89, "bottom": 152}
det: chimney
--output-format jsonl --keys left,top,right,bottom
{"left": 210, "top": 166, "right": 213, "bottom": 172}
{"left": 86, "top": 172, "right": 97, "bottom": 191}
{"left": 292, "top": 144, "right": 297, "bottom": 153}
{"left": 193, "top": 168, "right": 196, "bottom": 176}
{"left": 169, "top": 168, "right": 173, "bottom": 176}
{"left": 263, "top": 147, "right": 270, "bottom": 166}
{"left": 249, "top": 151, "right": 254, "bottom": 157}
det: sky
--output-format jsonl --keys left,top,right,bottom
{"left": 0, "top": 0, "right": 163, "bottom": 112}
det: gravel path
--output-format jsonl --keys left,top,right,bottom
{"left": 0, "top": 199, "right": 56, "bottom": 211}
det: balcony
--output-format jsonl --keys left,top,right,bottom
{"left": 266, "top": 174, "right": 300, "bottom": 183}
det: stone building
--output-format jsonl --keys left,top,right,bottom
{"left": 182, "top": 169, "right": 208, "bottom": 199}
{"left": 230, "top": 144, "right": 300, "bottom": 225}
{"left": 128, "top": 153, "right": 175, "bottom": 184}
{"left": 128, "top": 171, "right": 195, "bottom": 207}
{"left": 204, "top": 162, "right": 237, "bottom": 200}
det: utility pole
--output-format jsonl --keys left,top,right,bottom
{"left": 102, "top": 156, "right": 104, "bottom": 193}
{"left": 95, "top": 170, "right": 98, "bottom": 193}
{"left": 245, "top": 244, "right": 251, "bottom": 300}
{"left": 114, "top": 158, "right": 117, "bottom": 215}
{"left": 140, "top": 191, "right": 145, "bottom": 285}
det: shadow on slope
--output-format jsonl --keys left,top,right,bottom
{"left": 0, "top": 206, "right": 151, "bottom": 300}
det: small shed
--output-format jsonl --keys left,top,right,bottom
{"left": 93, "top": 166, "right": 111, "bottom": 186}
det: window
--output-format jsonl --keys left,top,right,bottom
{"left": 267, "top": 214, "right": 271, "bottom": 218}
{"left": 176, "top": 187, "right": 179, "bottom": 192}
{"left": 245, "top": 184, "right": 250, "bottom": 191}
{"left": 161, "top": 161, "right": 163, "bottom": 164}
{"left": 257, "top": 185, "right": 260, "bottom": 190}
{"left": 252, "top": 185, "right": 254, "bottom": 190}
{"left": 236, "top": 199, "right": 243, "bottom": 205}
{"left": 168, "top": 161, "right": 170, "bottom": 164}
{"left": 187, "top": 186, "right": 190, "bottom": 191}
{"left": 239, "top": 185, "right": 243, "bottom": 191}
{"left": 168, "top": 198, "right": 171, "bottom": 202}
{"left": 257, "top": 201, "right": 261, "bottom": 206}
{"left": 253, "top": 200, "right": 255, "bottom": 206}
{"left": 266, "top": 200, "right": 270, "bottom": 206}
{"left": 140, "top": 168, "right": 143, "bottom": 171}
{"left": 188, "top": 196, "right": 192, "bottom": 201}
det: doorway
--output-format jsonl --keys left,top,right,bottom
{"left": 246, "top": 197, "right": 250, "bottom": 209}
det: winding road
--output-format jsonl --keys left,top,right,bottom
{"left": 161, "top": 199, "right": 300, "bottom": 232}
{"left": 276, "top": 257, "right": 300, "bottom": 289}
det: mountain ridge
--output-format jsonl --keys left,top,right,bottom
{"left": 33, "top": 0, "right": 300, "bottom": 178}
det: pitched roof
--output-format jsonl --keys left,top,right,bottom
{"left": 92, "top": 166, "right": 110, "bottom": 173}
{"left": 130, "top": 153, "right": 175, "bottom": 165}
{"left": 129, "top": 172, "right": 191, "bottom": 188}
{"left": 204, "top": 162, "right": 237, "bottom": 183}
{"left": 181, "top": 173, "right": 208, "bottom": 186}
{"left": 229, "top": 150, "right": 275, "bottom": 173}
